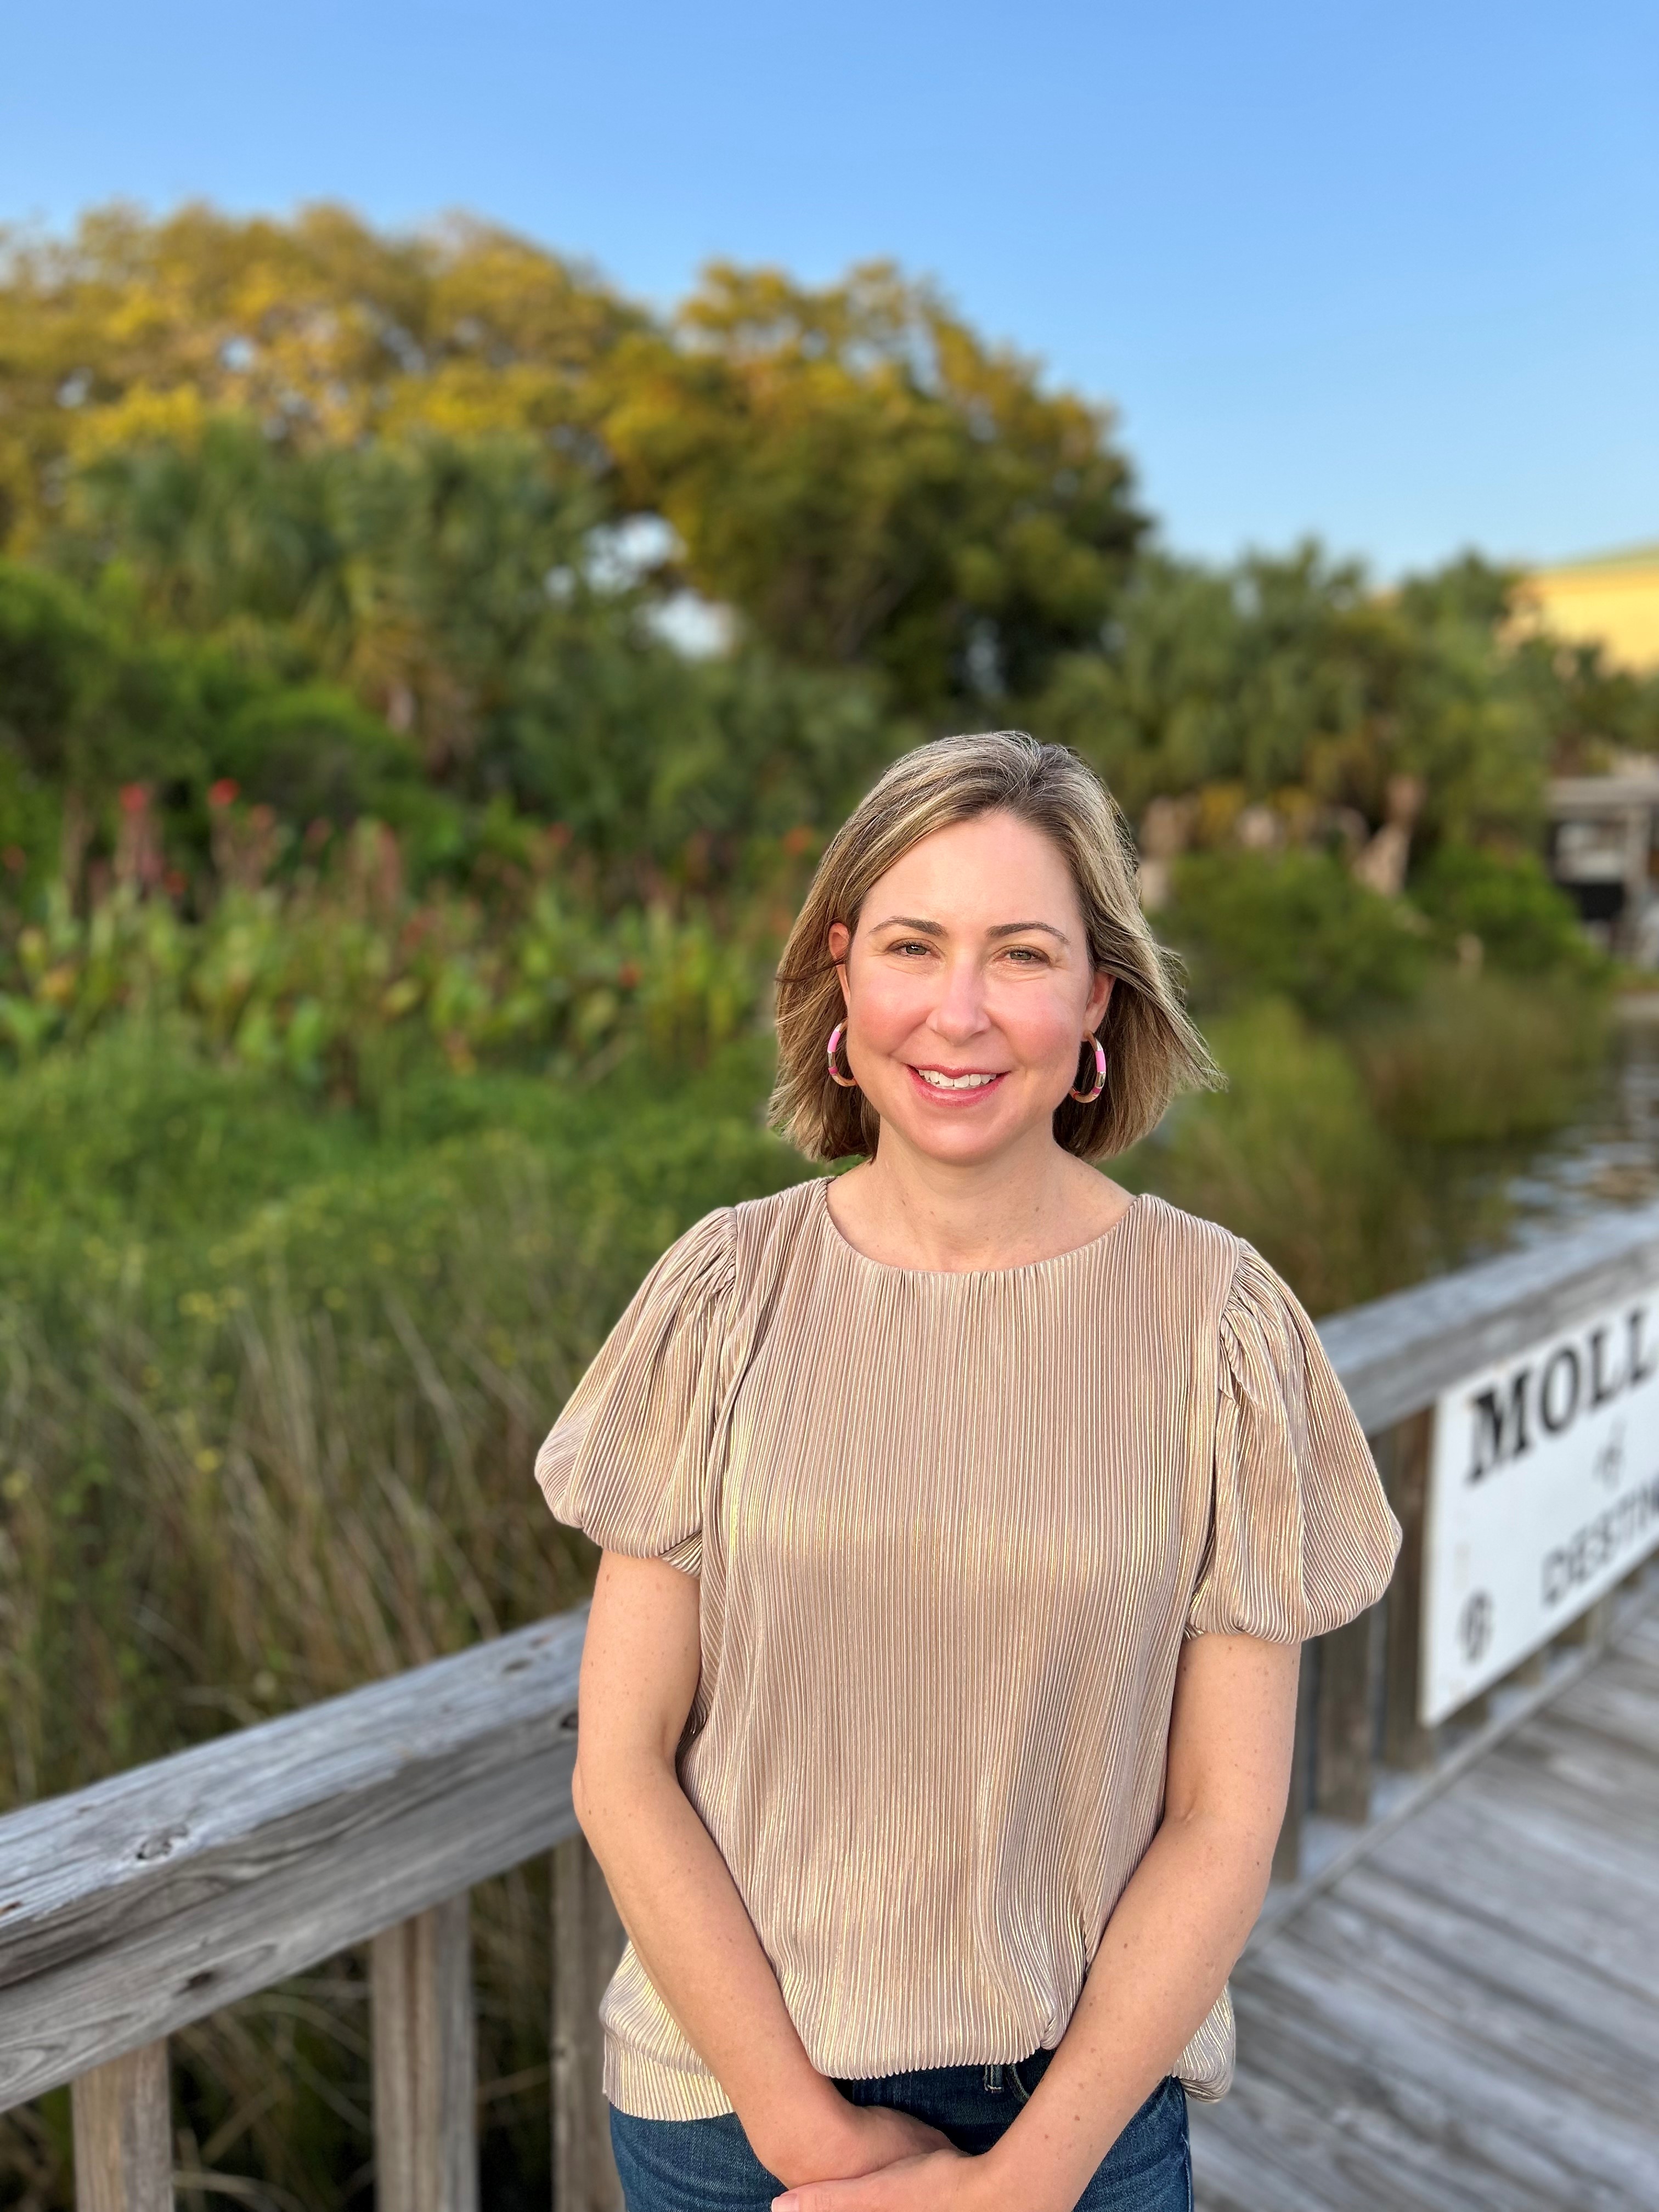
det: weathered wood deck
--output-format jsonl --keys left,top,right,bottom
{"left": 1192, "top": 1604, "right": 1659, "bottom": 2212}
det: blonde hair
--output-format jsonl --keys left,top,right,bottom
{"left": 767, "top": 730, "right": 1220, "bottom": 1161}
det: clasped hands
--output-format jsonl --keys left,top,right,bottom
{"left": 768, "top": 2103, "right": 1015, "bottom": 2212}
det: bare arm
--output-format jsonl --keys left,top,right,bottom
{"left": 573, "top": 1550, "right": 954, "bottom": 2187}
{"left": 974, "top": 1630, "right": 1299, "bottom": 2210}
{"left": 771, "top": 1629, "right": 1300, "bottom": 2212}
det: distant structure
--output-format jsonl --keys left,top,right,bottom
{"left": 1514, "top": 541, "right": 1659, "bottom": 674}
{"left": 1524, "top": 541, "right": 1659, "bottom": 959}
{"left": 1547, "top": 762, "right": 1659, "bottom": 959}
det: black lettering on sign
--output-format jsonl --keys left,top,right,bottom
{"left": 1541, "top": 1475, "right": 1659, "bottom": 1607}
{"left": 1468, "top": 1369, "right": 1530, "bottom": 1482}
{"left": 1466, "top": 1301, "right": 1657, "bottom": 1482}
{"left": 1589, "top": 1325, "right": 1626, "bottom": 1408}
{"left": 1541, "top": 1346, "right": 1581, "bottom": 1434}
{"left": 1459, "top": 1590, "right": 1494, "bottom": 1663}
{"left": 1629, "top": 1306, "right": 1658, "bottom": 1387}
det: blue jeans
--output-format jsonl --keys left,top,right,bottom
{"left": 608, "top": 2049, "right": 1192, "bottom": 2210}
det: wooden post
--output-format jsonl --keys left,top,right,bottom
{"left": 1557, "top": 1593, "right": 1615, "bottom": 1651}
{"left": 1271, "top": 1641, "right": 1318, "bottom": 1884}
{"left": 372, "top": 1894, "right": 478, "bottom": 2212}
{"left": 1378, "top": 1409, "right": 1441, "bottom": 1772}
{"left": 72, "top": 2040, "right": 172, "bottom": 2212}
{"left": 1314, "top": 1606, "right": 1380, "bottom": 1824}
{"left": 552, "top": 1835, "right": 626, "bottom": 2212}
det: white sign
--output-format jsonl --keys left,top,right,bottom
{"left": 1422, "top": 1290, "right": 1659, "bottom": 1724}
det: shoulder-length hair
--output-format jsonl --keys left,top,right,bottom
{"left": 767, "top": 729, "right": 1220, "bottom": 1161}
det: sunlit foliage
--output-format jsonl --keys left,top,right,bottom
{"left": 1, "top": 207, "right": 1143, "bottom": 719}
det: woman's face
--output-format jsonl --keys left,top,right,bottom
{"left": 827, "top": 810, "right": 1114, "bottom": 1169}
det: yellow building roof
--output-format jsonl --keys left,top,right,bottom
{"left": 1511, "top": 541, "right": 1659, "bottom": 673}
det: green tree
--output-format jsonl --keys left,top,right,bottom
{"left": 1036, "top": 545, "right": 1564, "bottom": 850}
{"left": 0, "top": 201, "right": 640, "bottom": 547}
{"left": 40, "top": 424, "right": 905, "bottom": 871}
{"left": 603, "top": 261, "right": 1144, "bottom": 710}
{"left": 3, "top": 211, "right": 1145, "bottom": 717}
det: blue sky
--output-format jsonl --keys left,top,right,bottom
{"left": 4, "top": 0, "right": 1656, "bottom": 576}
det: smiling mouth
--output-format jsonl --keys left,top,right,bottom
{"left": 911, "top": 1066, "right": 1006, "bottom": 1092}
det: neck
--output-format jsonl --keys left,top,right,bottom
{"left": 831, "top": 1122, "right": 1129, "bottom": 1272}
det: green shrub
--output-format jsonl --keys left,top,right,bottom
{"left": 0, "top": 746, "right": 57, "bottom": 895}
{"left": 1163, "top": 849, "right": 1431, "bottom": 1024}
{"left": 0, "top": 819, "right": 775, "bottom": 1090}
{"left": 1118, "top": 998, "right": 1426, "bottom": 1312}
{"left": 1409, "top": 843, "right": 1605, "bottom": 977}
{"left": 213, "top": 683, "right": 427, "bottom": 828}
{"left": 1353, "top": 968, "right": 1611, "bottom": 1144}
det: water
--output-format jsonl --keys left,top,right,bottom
{"left": 1376, "top": 1000, "right": 1659, "bottom": 1291}
{"left": 1495, "top": 996, "right": 1659, "bottom": 1249}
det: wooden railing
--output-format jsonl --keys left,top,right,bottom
{"left": 1276, "top": 1198, "right": 1659, "bottom": 1878}
{"left": 0, "top": 1611, "right": 621, "bottom": 2211}
{"left": 4, "top": 1202, "right": 1659, "bottom": 2208}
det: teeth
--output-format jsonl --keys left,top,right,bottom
{"left": 918, "top": 1069, "right": 999, "bottom": 1090}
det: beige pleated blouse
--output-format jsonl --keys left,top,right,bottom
{"left": 534, "top": 1175, "right": 1402, "bottom": 2121}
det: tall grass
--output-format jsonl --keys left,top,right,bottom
{"left": 0, "top": 1028, "right": 806, "bottom": 2210}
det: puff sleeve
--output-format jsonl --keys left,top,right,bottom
{"left": 1184, "top": 1243, "right": 1402, "bottom": 1642}
{"left": 534, "top": 1206, "right": 736, "bottom": 1576}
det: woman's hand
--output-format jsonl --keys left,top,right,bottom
{"left": 771, "top": 2135, "right": 996, "bottom": 2212}
{"left": 767, "top": 2101, "right": 955, "bottom": 2191}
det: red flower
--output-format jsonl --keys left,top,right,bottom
{"left": 119, "top": 782, "right": 150, "bottom": 815}
{"left": 617, "top": 961, "right": 642, "bottom": 990}
{"left": 1, "top": 845, "right": 25, "bottom": 874}
{"left": 208, "top": 779, "right": 240, "bottom": 809}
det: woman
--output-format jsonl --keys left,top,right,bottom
{"left": 536, "top": 730, "right": 1402, "bottom": 2212}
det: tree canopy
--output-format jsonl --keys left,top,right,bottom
{"left": 1, "top": 200, "right": 1656, "bottom": 908}
{"left": 1, "top": 206, "right": 1143, "bottom": 716}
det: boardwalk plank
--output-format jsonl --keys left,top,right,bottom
{"left": 1266, "top": 1889, "right": 1658, "bottom": 2132}
{"left": 1336, "top": 1861, "right": 1659, "bottom": 2067}
{"left": 1478, "top": 1717, "right": 1659, "bottom": 1830}
{"left": 1193, "top": 1608, "right": 1659, "bottom": 2211}
{"left": 1544, "top": 1662, "right": 1659, "bottom": 1758}
{"left": 1370, "top": 1799, "right": 1659, "bottom": 1991}
{"left": 1228, "top": 1939, "right": 1659, "bottom": 2207}
{"left": 1198, "top": 1993, "right": 1624, "bottom": 2212}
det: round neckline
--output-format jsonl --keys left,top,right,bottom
{"left": 812, "top": 1172, "right": 1146, "bottom": 1282}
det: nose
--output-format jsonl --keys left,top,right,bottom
{"left": 929, "top": 950, "right": 991, "bottom": 1042}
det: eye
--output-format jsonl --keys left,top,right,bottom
{"left": 886, "top": 938, "right": 935, "bottom": 957}
{"left": 1001, "top": 944, "right": 1049, "bottom": 964}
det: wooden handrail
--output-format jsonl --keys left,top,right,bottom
{"left": 3, "top": 1202, "right": 1657, "bottom": 2205}
{"left": 1317, "top": 1198, "right": 1659, "bottom": 1432}
{"left": 0, "top": 1610, "right": 583, "bottom": 2113}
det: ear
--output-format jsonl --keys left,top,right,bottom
{"left": 1086, "top": 970, "right": 1115, "bottom": 1032}
{"left": 827, "top": 919, "right": 851, "bottom": 1007}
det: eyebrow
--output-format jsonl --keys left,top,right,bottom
{"left": 870, "top": 914, "right": 1071, "bottom": 945}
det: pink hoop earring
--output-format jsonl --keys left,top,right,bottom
{"left": 826, "top": 1020, "right": 859, "bottom": 1088}
{"left": 1070, "top": 1032, "right": 1106, "bottom": 1104}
